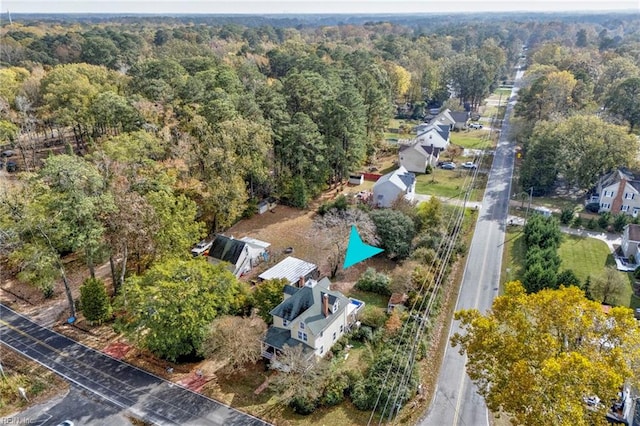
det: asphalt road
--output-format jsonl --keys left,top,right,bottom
{"left": 420, "top": 70, "right": 524, "bottom": 426}
{"left": 0, "top": 304, "right": 271, "bottom": 426}
{"left": 12, "top": 385, "right": 133, "bottom": 425}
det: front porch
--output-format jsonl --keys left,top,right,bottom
{"left": 261, "top": 327, "right": 314, "bottom": 364}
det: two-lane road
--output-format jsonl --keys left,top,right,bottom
{"left": 0, "top": 304, "right": 271, "bottom": 426}
{"left": 421, "top": 71, "right": 524, "bottom": 426}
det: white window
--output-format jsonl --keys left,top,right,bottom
{"left": 633, "top": 208, "right": 639, "bottom": 218}
{"left": 320, "top": 346, "right": 324, "bottom": 354}
{"left": 299, "top": 321, "right": 305, "bottom": 330}
{"left": 625, "top": 193, "right": 636, "bottom": 200}
{"left": 282, "top": 319, "right": 289, "bottom": 327}
{"left": 333, "top": 332, "right": 337, "bottom": 341}
{"left": 604, "top": 190, "right": 614, "bottom": 197}
{"left": 622, "top": 205, "right": 629, "bottom": 212}
{"left": 332, "top": 301, "right": 339, "bottom": 313}
{"left": 340, "top": 325, "right": 344, "bottom": 333}
{"left": 297, "top": 331, "right": 307, "bottom": 342}
{"left": 601, "top": 203, "right": 610, "bottom": 209}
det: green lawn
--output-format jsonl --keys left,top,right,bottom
{"left": 494, "top": 88, "right": 512, "bottom": 97}
{"left": 415, "top": 169, "right": 483, "bottom": 201}
{"left": 501, "top": 228, "right": 526, "bottom": 285}
{"left": 450, "top": 131, "right": 494, "bottom": 149}
{"left": 557, "top": 235, "right": 613, "bottom": 283}
{"left": 502, "top": 230, "right": 636, "bottom": 308}
{"left": 346, "top": 289, "right": 388, "bottom": 309}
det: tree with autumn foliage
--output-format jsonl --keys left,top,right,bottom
{"left": 452, "top": 281, "right": 640, "bottom": 426}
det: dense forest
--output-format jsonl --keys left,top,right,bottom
{"left": 2, "top": 11, "right": 640, "bottom": 423}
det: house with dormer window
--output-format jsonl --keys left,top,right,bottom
{"left": 590, "top": 168, "right": 640, "bottom": 217}
{"left": 261, "top": 277, "right": 364, "bottom": 363}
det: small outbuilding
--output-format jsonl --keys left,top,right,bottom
{"left": 259, "top": 256, "right": 319, "bottom": 285}
{"left": 349, "top": 174, "right": 364, "bottom": 185}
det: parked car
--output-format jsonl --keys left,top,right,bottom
{"left": 6, "top": 161, "right": 17, "bottom": 172}
{"left": 462, "top": 162, "right": 477, "bottom": 169}
{"left": 469, "top": 122, "right": 483, "bottom": 129}
{"left": 191, "top": 240, "right": 213, "bottom": 257}
{"left": 441, "top": 162, "right": 456, "bottom": 170}
{"left": 1, "top": 149, "right": 15, "bottom": 158}
{"left": 585, "top": 202, "right": 600, "bottom": 213}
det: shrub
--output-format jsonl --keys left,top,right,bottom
{"left": 560, "top": 208, "right": 574, "bottom": 225}
{"left": 317, "top": 194, "right": 348, "bottom": 216}
{"left": 598, "top": 212, "right": 611, "bottom": 230}
{"left": 586, "top": 218, "right": 597, "bottom": 230}
{"left": 572, "top": 215, "right": 583, "bottom": 228}
{"left": 352, "top": 325, "right": 374, "bottom": 342}
{"left": 359, "top": 307, "right": 388, "bottom": 329}
{"left": 355, "top": 267, "right": 392, "bottom": 296}
{"left": 79, "top": 277, "right": 112, "bottom": 325}
{"left": 331, "top": 335, "right": 349, "bottom": 356}
{"left": 289, "top": 393, "right": 318, "bottom": 415}
{"left": 613, "top": 214, "right": 629, "bottom": 233}
{"left": 321, "top": 372, "right": 349, "bottom": 406}
{"left": 634, "top": 266, "right": 640, "bottom": 281}
{"left": 242, "top": 197, "right": 258, "bottom": 219}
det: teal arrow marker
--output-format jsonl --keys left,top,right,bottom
{"left": 343, "top": 225, "right": 384, "bottom": 269}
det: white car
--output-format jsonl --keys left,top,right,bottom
{"left": 191, "top": 240, "right": 213, "bottom": 257}
{"left": 462, "top": 162, "right": 477, "bottom": 169}
{"left": 468, "top": 122, "right": 483, "bottom": 129}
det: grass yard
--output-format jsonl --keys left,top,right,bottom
{"left": 501, "top": 227, "right": 526, "bottom": 285}
{"left": 502, "top": 230, "right": 636, "bottom": 308}
{"left": 415, "top": 169, "right": 484, "bottom": 201}
{"left": 346, "top": 289, "right": 389, "bottom": 309}
{"left": 557, "top": 235, "right": 613, "bottom": 283}
{"left": 450, "top": 131, "right": 494, "bottom": 149}
{"left": 557, "top": 234, "right": 635, "bottom": 310}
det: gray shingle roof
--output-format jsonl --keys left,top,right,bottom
{"left": 373, "top": 166, "right": 415, "bottom": 192}
{"left": 208, "top": 235, "right": 246, "bottom": 264}
{"left": 269, "top": 277, "right": 350, "bottom": 335}
{"left": 628, "top": 224, "right": 640, "bottom": 242}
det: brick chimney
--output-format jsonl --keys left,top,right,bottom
{"left": 298, "top": 276, "right": 305, "bottom": 288}
{"left": 610, "top": 177, "right": 627, "bottom": 215}
{"left": 322, "top": 293, "right": 329, "bottom": 317}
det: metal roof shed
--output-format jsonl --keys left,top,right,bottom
{"left": 258, "top": 256, "right": 318, "bottom": 285}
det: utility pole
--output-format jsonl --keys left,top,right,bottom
{"left": 525, "top": 186, "right": 533, "bottom": 223}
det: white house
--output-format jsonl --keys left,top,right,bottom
{"left": 372, "top": 166, "right": 416, "bottom": 208}
{"left": 399, "top": 142, "right": 442, "bottom": 173}
{"left": 621, "top": 224, "right": 640, "bottom": 259}
{"left": 207, "top": 235, "right": 269, "bottom": 277}
{"left": 591, "top": 169, "right": 640, "bottom": 217}
{"left": 261, "top": 277, "right": 364, "bottom": 363}
{"left": 430, "top": 109, "right": 469, "bottom": 131}
{"left": 415, "top": 124, "right": 450, "bottom": 150}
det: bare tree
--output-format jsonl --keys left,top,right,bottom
{"left": 312, "top": 208, "right": 378, "bottom": 278}
{"left": 589, "top": 265, "right": 627, "bottom": 305}
{"left": 268, "top": 344, "right": 329, "bottom": 406}
{"left": 200, "top": 314, "right": 267, "bottom": 372}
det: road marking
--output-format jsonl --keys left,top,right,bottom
{"left": 0, "top": 319, "right": 70, "bottom": 357}
{"left": 452, "top": 225, "right": 492, "bottom": 425}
